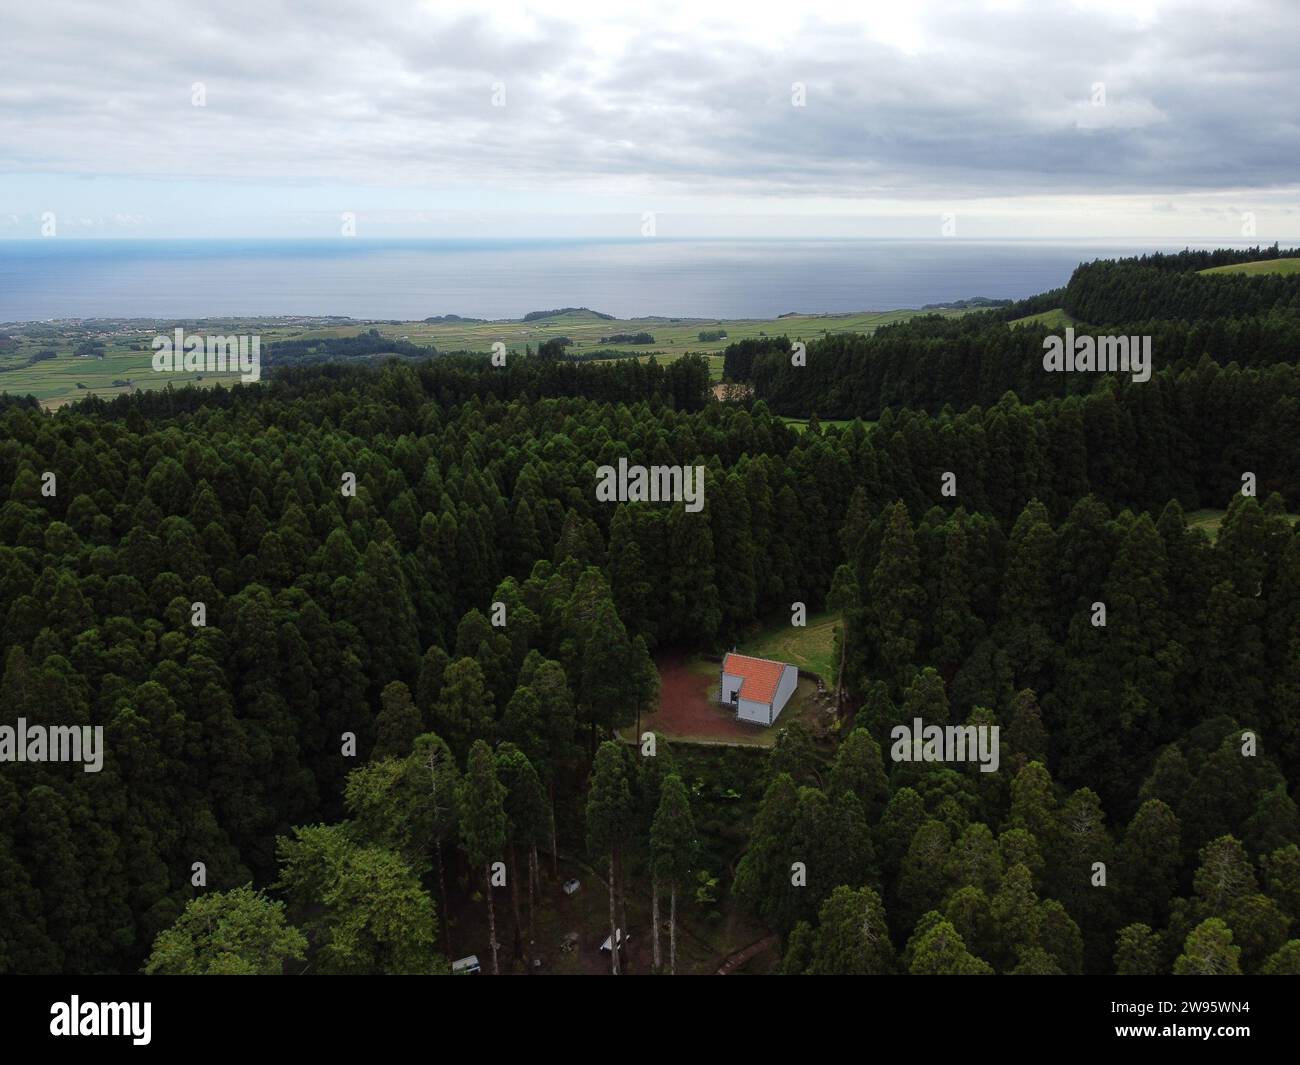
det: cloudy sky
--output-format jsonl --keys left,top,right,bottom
{"left": 2, "top": 0, "right": 1298, "bottom": 240}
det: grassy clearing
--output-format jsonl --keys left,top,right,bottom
{"left": 780, "top": 416, "right": 872, "bottom": 434}
{"left": 1187, "top": 508, "right": 1300, "bottom": 542}
{"left": 1200, "top": 257, "right": 1300, "bottom": 277}
{"left": 1007, "top": 307, "right": 1077, "bottom": 329}
{"left": 1186, "top": 509, "right": 1227, "bottom": 540}
{"left": 738, "top": 611, "right": 839, "bottom": 683}
{"left": 624, "top": 350, "right": 725, "bottom": 382}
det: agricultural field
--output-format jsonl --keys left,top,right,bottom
{"left": 0, "top": 325, "right": 229, "bottom": 407}
{"left": 1007, "top": 307, "right": 1078, "bottom": 329}
{"left": 392, "top": 307, "right": 968, "bottom": 354}
{"left": 0, "top": 305, "right": 970, "bottom": 409}
{"left": 634, "top": 350, "right": 725, "bottom": 382}
{"left": 1200, "top": 257, "right": 1300, "bottom": 276}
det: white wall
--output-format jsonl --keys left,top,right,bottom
{"left": 770, "top": 665, "right": 798, "bottom": 723}
{"left": 720, "top": 670, "right": 743, "bottom": 704}
{"left": 737, "top": 697, "right": 770, "bottom": 725}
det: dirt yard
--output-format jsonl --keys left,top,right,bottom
{"left": 646, "top": 654, "right": 762, "bottom": 742}
{"left": 634, "top": 653, "right": 825, "bottom": 746}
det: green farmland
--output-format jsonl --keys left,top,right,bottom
{"left": 0, "top": 305, "right": 972, "bottom": 409}
{"left": 1200, "top": 257, "right": 1300, "bottom": 277}
{"left": 1008, "top": 307, "right": 1078, "bottom": 329}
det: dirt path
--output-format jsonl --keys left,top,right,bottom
{"left": 716, "top": 934, "right": 778, "bottom": 975}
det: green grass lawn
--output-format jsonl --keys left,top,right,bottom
{"left": 1200, "top": 257, "right": 1300, "bottom": 277}
{"left": 1007, "top": 307, "right": 1077, "bottom": 329}
{"left": 1186, "top": 509, "right": 1228, "bottom": 540}
{"left": 1187, "top": 507, "right": 1300, "bottom": 542}
{"left": 738, "top": 610, "right": 839, "bottom": 684}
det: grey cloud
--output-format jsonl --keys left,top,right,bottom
{"left": 1, "top": 0, "right": 1297, "bottom": 202}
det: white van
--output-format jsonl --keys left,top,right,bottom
{"left": 451, "top": 955, "right": 481, "bottom": 975}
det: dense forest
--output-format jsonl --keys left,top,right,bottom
{"left": 1, "top": 249, "right": 1298, "bottom": 976}
{"left": 1063, "top": 246, "right": 1300, "bottom": 324}
{"left": 265, "top": 328, "right": 435, "bottom": 367}
{"left": 729, "top": 245, "right": 1300, "bottom": 419}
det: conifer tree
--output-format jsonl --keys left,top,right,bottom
{"left": 810, "top": 885, "right": 896, "bottom": 975}
{"left": 586, "top": 742, "right": 635, "bottom": 974}
{"left": 650, "top": 773, "right": 696, "bottom": 974}
{"left": 459, "top": 741, "right": 508, "bottom": 974}
{"left": 867, "top": 502, "right": 925, "bottom": 695}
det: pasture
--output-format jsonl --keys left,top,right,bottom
{"left": 1007, "top": 307, "right": 1077, "bottom": 329}
{"left": 1200, "top": 257, "right": 1300, "bottom": 277}
{"left": 0, "top": 304, "right": 972, "bottom": 408}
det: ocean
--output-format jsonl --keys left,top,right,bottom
{"left": 0, "top": 238, "right": 1183, "bottom": 323}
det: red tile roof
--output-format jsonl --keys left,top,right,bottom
{"left": 722, "top": 653, "right": 788, "bottom": 705}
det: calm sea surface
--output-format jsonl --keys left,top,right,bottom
{"left": 0, "top": 238, "right": 1192, "bottom": 323}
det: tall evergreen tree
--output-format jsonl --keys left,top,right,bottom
{"left": 650, "top": 773, "right": 696, "bottom": 974}
{"left": 866, "top": 502, "right": 925, "bottom": 694}
{"left": 459, "top": 741, "right": 508, "bottom": 974}
{"left": 586, "top": 742, "right": 635, "bottom": 975}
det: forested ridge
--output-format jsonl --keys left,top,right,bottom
{"left": 738, "top": 315, "right": 1300, "bottom": 417}
{"left": 1, "top": 252, "right": 1299, "bottom": 976}
{"left": 732, "top": 244, "right": 1300, "bottom": 419}
{"left": 1062, "top": 246, "right": 1300, "bottom": 324}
